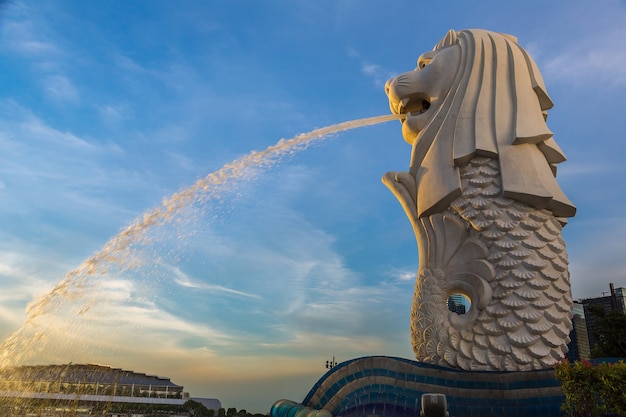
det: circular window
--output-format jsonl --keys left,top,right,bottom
{"left": 446, "top": 293, "right": 471, "bottom": 315}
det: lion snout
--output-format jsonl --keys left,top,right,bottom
{"left": 385, "top": 77, "right": 403, "bottom": 114}
{"left": 386, "top": 75, "right": 419, "bottom": 115}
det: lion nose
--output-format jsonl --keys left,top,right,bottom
{"left": 385, "top": 77, "right": 400, "bottom": 101}
{"left": 385, "top": 78, "right": 403, "bottom": 115}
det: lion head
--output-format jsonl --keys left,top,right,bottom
{"left": 385, "top": 29, "right": 575, "bottom": 219}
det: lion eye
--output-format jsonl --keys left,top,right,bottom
{"left": 417, "top": 58, "right": 431, "bottom": 69}
{"left": 416, "top": 51, "right": 436, "bottom": 70}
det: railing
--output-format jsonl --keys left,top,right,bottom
{"left": 0, "top": 381, "right": 183, "bottom": 399}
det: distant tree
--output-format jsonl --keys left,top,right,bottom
{"left": 207, "top": 407, "right": 267, "bottom": 417}
{"left": 588, "top": 305, "right": 626, "bottom": 358}
{"left": 184, "top": 399, "right": 213, "bottom": 417}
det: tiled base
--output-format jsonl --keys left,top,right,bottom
{"left": 299, "top": 356, "right": 564, "bottom": 417}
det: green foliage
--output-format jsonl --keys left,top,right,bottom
{"left": 109, "top": 401, "right": 186, "bottom": 414}
{"left": 184, "top": 399, "right": 214, "bottom": 417}
{"left": 217, "top": 407, "right": 267, "bottom": 417}
{"left": 555, "top": 359, "right": 626, "bottom": 417}
{"left": 218, "top": 407, "right": 227, "bottom": 417}
{"left": 587, "top": 305, "right": 626, "bottom": 358}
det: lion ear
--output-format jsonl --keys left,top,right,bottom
{"left": 501, "top": 33, "right": 518, "bottom": 43}
{"left": 435, "top": 29, "right": 457, "bottom": 50}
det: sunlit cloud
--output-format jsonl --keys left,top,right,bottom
{"left": 0, "top": 251, "right": 45, "bottom": 331}
{"left": 3, "top": 273, "right": 236, "bottom": 366}
{"left": 0, "top": 246, "right": 67, "bottom": 300}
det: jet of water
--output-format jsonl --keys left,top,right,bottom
{"left": 0, "top": 113, "right": 404, "bottom": 366}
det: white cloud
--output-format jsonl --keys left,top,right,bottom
{"left": 390, "top": 268, "right": 415, "bottom": 281}
{"left": 537, "top": 3, "right": 626, "bottom": 86}
{"left": 0, "top": 101, "right": 163, "bottom": 217}
{"left": 171, "top": 265, "right": 261, "bottom": 299}
{"left": 362, "top": 62, "right": 381, "bottom": 76}
{"left": 97, "top": 104, "right": 126, "bottom": 125}
{"left": 1, "top": 3, "right": 83, "bottom": 106}
{"left": 1, "top": 6, "right": 62, "bottom": 59}
{"left": 258, "top": 331, "right": 386, "bottom": 354}
{"left": 3, "top": 103, "right": 91, "bottom": 149}
{"left": 0, "top": 269, "right": 236, "bottom": 366}
{"left": 558, "top": 162, "right": 615, "bottom": 176}
{"left": 567, "top": 218, "right": 626, "bottom": 299}
{"left": 0, "top": 245, "right": 67, "bottom": 296}
{"left": 43, "top": 74, "right": 79, "bottom": 103}
{"left": 347, "top": 47, "right": 397, "bottom": 87}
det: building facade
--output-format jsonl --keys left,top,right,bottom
{"left": 0, "top": 363, "right": 220, "bottom": 416}
{"left": 580, "top": 283, "right": 626, "bottom": 352}
{"left": 567, "top": 302, "right": 591, "bottom": 361}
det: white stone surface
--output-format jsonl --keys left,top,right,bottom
{"left": 383, "top": 29, "right": 576, "bottom": 371}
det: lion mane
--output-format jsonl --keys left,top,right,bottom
{"left": 408, "top": 29, "right": 575, "bottom": 220}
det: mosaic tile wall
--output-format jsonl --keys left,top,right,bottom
{"left": 301, "top": 356, "right": 565, "bottom": 417}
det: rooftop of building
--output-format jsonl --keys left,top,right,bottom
{"left": 0, "top": 363, "right": 182, "bottom": 388}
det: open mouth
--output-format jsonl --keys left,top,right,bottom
{"left": 400, "top": 97, "right": 431, "bottom": 116}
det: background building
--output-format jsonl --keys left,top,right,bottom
{"left": 580, "top": 283, "right": 626, "bottom": 351}
{"left": 566, "top": 283, "right": 626, "bottom": 360}
{"left": 567, "top": 302, "right": 591, "bottom": 361}
{"left": 446, "top": 294, "right": 468, "bottom": 315}
{"left": 0, "top": 363, "right": 220, "bottom": 416}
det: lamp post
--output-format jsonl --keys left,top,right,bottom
{"left": 325, "top": 354, "right": 337, "bottom": 370}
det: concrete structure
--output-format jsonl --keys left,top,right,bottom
{"left": 383, "top": 28, "right": 576, "bottom": 372}
{"left": 301, "top": 357, "right": 564, "bottom": 417}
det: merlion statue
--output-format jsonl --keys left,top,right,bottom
{"left": 383, "top": 29, "right": 576, "bottom": 371}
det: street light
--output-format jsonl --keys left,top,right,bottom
{"left": 325, "top": 354, "right": 337, "bottom": 370}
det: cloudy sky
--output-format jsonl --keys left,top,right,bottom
{"left": 0, "top": 0, "right": 625, "bottom": 412}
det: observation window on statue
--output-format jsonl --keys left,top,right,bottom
{"left": 447, "top": 293, "right": 471, "bottom": 315}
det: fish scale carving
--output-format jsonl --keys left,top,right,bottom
{"left": 411, "top": 156, "right": 573, "bottom": 371}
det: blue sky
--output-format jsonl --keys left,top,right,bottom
{"left": 1, "top": 0, "right": 625, "bottom": 412}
